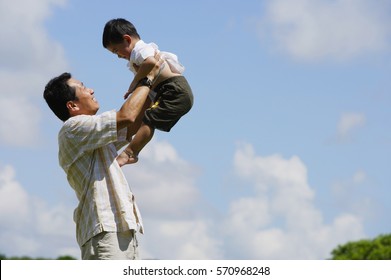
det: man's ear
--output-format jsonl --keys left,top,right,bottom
{"left": 66, "top": 101, "right": 78, "bottom": 112}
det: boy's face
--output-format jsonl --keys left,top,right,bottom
{"left": 107, "top": 35, "right": 132, "bottom": 60}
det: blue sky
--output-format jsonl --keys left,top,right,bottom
{"left": 0, "top": 0, "right": 390, "bottom": 259}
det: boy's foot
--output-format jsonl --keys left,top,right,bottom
{"left": 116, "top": 150, "right": 139, "bottom": 166}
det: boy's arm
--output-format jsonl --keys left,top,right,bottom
{"left": 125, "top": 56, "right": 158, "bottom": 98}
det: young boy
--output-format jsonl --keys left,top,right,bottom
{"left": 102, "top": 18, "right": 194, "bottom": 166}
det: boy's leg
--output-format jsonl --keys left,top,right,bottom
{"left": 130, "top": 122, "right": 155, "bottom": 156}
{"left": 116, "top": 98, "right": 153, "bottom": 167}
{"left": 117, "top": 144, "right": 138, "bottom": 166}
{"left": 117, "top": 123, "right": 155, "bottom": 166}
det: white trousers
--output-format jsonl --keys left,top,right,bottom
{"left": 81, "top": 230, "right": 139, "bottom": 260}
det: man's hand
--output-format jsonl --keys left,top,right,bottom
{"left": 146, "top": 52, "right": 164, "bottom": 81}
{"left": 123, "top": 52, "right": 164, "bottom": 99}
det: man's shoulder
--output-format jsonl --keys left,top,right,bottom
{"left": 60, "top": 111, "right": 116, "bottom": 133}
{"left": 67, "top": 111, "right": 115, "bottom": 123}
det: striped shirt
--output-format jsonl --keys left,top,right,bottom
{"left": 58, "top": 110, "right": 143, "bottom": 247}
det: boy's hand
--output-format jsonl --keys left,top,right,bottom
{"left": 124, "top": 82, "right": 137, "bottom": 99}
{"left": 132, "top": 63, "right": 140, "bottom": 72}
{"left": 124, "top": 64, "right": 141, "bottom": 99}
{"left": 124, "top": 90, "right": 132, "bottom": 99}
{"left": 147, "top": 53, "right": 164, "bottom": 81}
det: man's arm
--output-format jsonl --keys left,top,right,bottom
{"left": 116, "top": 84, "right": 150, "bottom": 131}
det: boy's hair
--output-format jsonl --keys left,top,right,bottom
{"left": 43, "top": 72, "right": 77, "bottom": 122}
{"left": 102, "top": 18, "right": 140, "bottom": 48}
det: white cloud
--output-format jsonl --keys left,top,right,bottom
{"left": 224, "top": 143, "right": 365, "bottom": 259}
{"left": 121, "top": 140, "right": 369, "bottom": 260}
{"left": 125, "top": 140, "right": 201, "bottom": 219}
{"left": 0, "top": 164, "right": 78, "bottom": 258}
{"left": 124, "top": 140, "right": 368, "bottom": 259}
{"left": 0, "top": 140, "right": 370, "bottom": 260}
{"left": 139, "top": 219, "right": 223, "bottom": 260}
{"left": 229, "top": 196, "right": 271, "bottom": 229}
{"left": 124, "top": 140, "right": 223, "bottom": 259}
{"left": 260, "top": 0, "right": 391, "bottom": 61}
{"left": 352, "top": 170, "right": 367, "bottom": 184}
{"left": 336, "top": 112, "right": 366, "bottom": 142}
{"left": 332, "top": 170, "right": 367, "bottom": 197}
{"left": 0, "top": 165, "right": 30, "bottom": 227}
{"left": 332, "top": 170, "right": 376, "bottom": 220}
{"left": 0, "top": 0, "right": 68, "bottom": 147}
{"left": 0, "top": 96, "right": 42, "bottom": 147}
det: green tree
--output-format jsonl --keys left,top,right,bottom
{"left": 56, "top": 255, "right": 77, "bottom": 260}
{"left": 331, "top": 234, "right": 391, "bottom": 260}
{"left": 0, "top": 253, "right": 76, "bottom": 260}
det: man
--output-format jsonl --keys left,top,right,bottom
{"left": 43, "top": 60, "right": 160, "bottom": 259}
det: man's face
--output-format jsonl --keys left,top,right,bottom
{"left": 67, "top": 78, "right": 99, "bottom": 116}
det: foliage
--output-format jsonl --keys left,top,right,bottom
{"left": 0, "top": 254, "right": 77, "bottom": 260}
{"left": 331, "top": 234, "right": 391, "bottom": 260}
{"left": 56, "top": 255, "right": 77, "bottom": 260}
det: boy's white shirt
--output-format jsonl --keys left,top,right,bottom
{"left": 127, "top": 40, "right": 185, "bottom": 75}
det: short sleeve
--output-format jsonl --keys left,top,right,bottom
{"left": 59, "top": 111, "right": 119, "bottom": 170}
{"left": 131, "top": 41, "right": 158, "bottom": 66}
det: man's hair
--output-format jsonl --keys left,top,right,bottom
{"left": 43, "top": 72, "right": 76, "bottom": 122}
{"left": 102, "top": 18, "right": 140, "bottom": 48}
